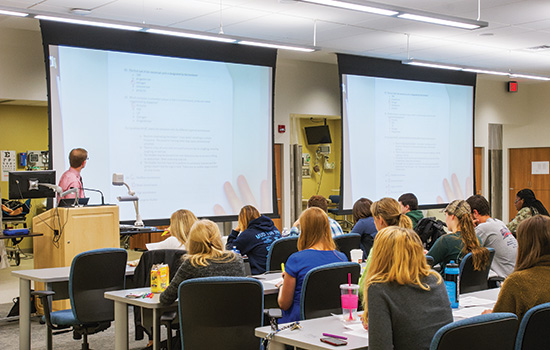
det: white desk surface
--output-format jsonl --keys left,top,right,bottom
{"left": 12, "top": 265, "right": 135, "bottom": 283}
{"left": 104, "top": 287, "right": 175, "bottom": 309}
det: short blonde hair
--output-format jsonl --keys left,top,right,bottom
{"left": 371, "top": 197, "right": 413, "bottom": 229}
{"left": 297, "top": 207, "right": 336, "bottom": 251}
{"left": 186, "top": 219, "right": 235, "bottom": 267}
{"left": 363, "top": 227, "right": 441, "bottom": 315}
{"left": 170, "top": 209, "right": 198, "bottom": 246}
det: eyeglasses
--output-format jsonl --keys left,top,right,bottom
{"left": 514, "top": 198, "right": 521, "bottom": 204}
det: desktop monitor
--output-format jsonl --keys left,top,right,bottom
{"left": 9, "top": 170, "right": 57, "bottom": 199}
{"left": 305, "top": 125, "right": 332, "bottom": 145}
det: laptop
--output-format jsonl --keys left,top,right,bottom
{"left": 58, "top": 197, "right": 90, "bottom": 207}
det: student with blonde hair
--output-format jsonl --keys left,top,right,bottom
{"left": 427, "top": 199, "right": 490, "bottom": 273}
{"left": 147, "top": 209, "right": 198, "bottom": 250}
{"left": 485, "top": 215, "right": 550, "bottom": 322}
{"left": 363, "top": 226, "right": 452, "bottom": 349}
{"left": 277, "top": 207, "right": 347, "bottom": 323}
{"left": 225, "top": 205, "right": 281, "bottom": 274}
{"left": 160, "top": 219, "right": 245, "bottom": 304}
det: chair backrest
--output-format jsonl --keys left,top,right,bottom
{"left": 265, "top": 236, "right": 299, "bottom": 272}
{"left": 333, "top": 233, "right": 361, "bottom": 261}
{"left": 300, "top": 262, "right": 361, "bottom": 320}
{"left": 430, "top": 312, "right": 518, "bottom": 350}
{"left": 515, "top": 302, "right": 550, "bottom": 350}
{"left": 132, "top": 249, "right": 187, "bottom": 288}
{"left": 178, "top": 277, "right": 263, "bottom": 350}
{"left": 70, "top": 248, "right": 127, "bottom": 324}
{"left": 459, "top": 247, "right": 495, "bottom": 294}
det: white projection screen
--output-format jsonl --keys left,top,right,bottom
{"left": 42, "top": 22, "right": 277, "bottom": 224}
{"left": 338, "top": 55, "right": 476, "bottom": 211}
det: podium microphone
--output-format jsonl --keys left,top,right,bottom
{"left": 82, "top": 187, "right": 105, "bottom": 205}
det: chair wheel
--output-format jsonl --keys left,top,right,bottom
{"left": 15, "top": 252, "right": 21, "bottom": 266}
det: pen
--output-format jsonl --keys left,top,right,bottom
{"left": 281, "top": 263, "right": 285, "bottom": 272}
{"left": 323, "top": 333, "right": 348, "bottom": 340}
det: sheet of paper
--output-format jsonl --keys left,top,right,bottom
{"left": 263, "top": 277, "right": 283, "bottom": 285}
{"left": 343, "top": 324, "right": 369, "bottom": 340}
{"left": 453, "top": 306, "right": 488, "bottom": 318}
{"left": 459, "top": 296, "right": 495, "bottom": 307}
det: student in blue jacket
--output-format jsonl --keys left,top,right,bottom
{"left": 225, "top": 205, "right": 281, "bottom": 274}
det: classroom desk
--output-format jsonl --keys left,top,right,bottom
{"left": 12, "top": 265, "right": 135, "bottom": 350}
{"left": 254, "top": 288, "right": 501, "bottom": 350}
{"left": 105, "top": 274, "right": 284, "bottom": 350}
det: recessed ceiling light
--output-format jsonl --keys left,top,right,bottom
{"left": 70, "top": 8, "right": 92, "bottom": 15}
{"left": 479, "top": 33, "right": 494, "bottom": 36}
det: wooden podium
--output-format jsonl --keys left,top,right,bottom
{"left": 32, "top": 205, "right": 120, "bottom": 269}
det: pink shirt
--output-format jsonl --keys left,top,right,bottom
{"left": 58, "top": 167, "right": 85, "bottom": 200}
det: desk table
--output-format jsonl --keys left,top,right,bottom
{"left": 12, "top": 265, "right": 135, "bottom": 350}
{"left": 255, "top": 287, "right": 501, "bottom": 350}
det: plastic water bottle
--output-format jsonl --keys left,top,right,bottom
{"left": 232, "top": 246, "right": 241, "bottom": 255}
{"left": 445, "top": 261, "right": 459, "bottom": 308}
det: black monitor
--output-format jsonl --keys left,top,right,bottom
{"left": 9, "top": 170, "right": 57, "bottom": 199}
{"left": 305, "top": 125, "right": 332, "bottom": 145}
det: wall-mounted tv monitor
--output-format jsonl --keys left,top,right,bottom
{"left": 338, "top": 54, "right": 476, "bottom": 211}
{"left": 9, "top": 170, "right": 57, "bottom": 199}
{"left": 305, "top": 125, "right": 332, "bottom": 144}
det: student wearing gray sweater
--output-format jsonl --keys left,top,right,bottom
{"left": 160, "top": 219, "right": 246, "bottom": 305}
{"left": 363, "top": 226, "right": 453, "bottom": 350}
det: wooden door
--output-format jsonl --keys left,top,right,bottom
{"left": 475, "top": 147, "right": 483, "bottom": 195}
{"left": 509, "top": 147, "right": 550, "bottom": 220}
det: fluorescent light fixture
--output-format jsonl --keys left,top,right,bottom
{"left": 301, "top": 0, "right": 397, "bottom": 16}
{"left": 147, "top": 29, "right": 236, "bottom": 43}
{"left": 35, "top": 15, "right": 143, "bottom": 31}
{"left": 402, "top": 59, "right": 462, "bottom": 71}
{"left": 397, "top": 13, "right": 481, "bottom": 29}
{"left": 509, "top": 73, "right": 550, "bottom": 81}
{"left": 462, "top": 68, "right": 509, "bottom": 76}
{"left": 238, "top": 40, "right": 315, "bottom": 52}
{"left": 0, "top": 9, "right": 29, "bottom": 17}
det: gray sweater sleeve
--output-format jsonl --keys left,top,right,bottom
{"left": 367, "top": 284, "right": 394, "bottom": 350}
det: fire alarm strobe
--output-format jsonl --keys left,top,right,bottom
{"left": 508, "top": 81, "right": 518, "bottom": 93}
{"left": 278, "top": 125, "right": 286, "bottom": 133}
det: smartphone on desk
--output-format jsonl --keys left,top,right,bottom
{"left": 320, "top": 337, "right": 348, "bottom": 346}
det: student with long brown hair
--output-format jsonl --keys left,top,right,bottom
{"left": 363, "top": 226, "right": 452, "bottom": 349}
{"left": 351, "top": 198, "right": 377, "bottom": 259}
{"left": 160, "top": 219, "right": 246, "bottom": 304}
{"left": 225, "top": 205, "right": 281, "bottom": 274}
{"left": 427, "top": 199, "right": 490, "bottom": 273}
{"left": 277, "top": 207, "right": 347, "bottom": 323}
{"left": 486, "top": 215, "right": 550, "bottom": 321}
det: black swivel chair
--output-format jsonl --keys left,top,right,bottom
{"left": 32, "top": 248, "right": 127, "bottom": 350}
{"left": 328, "top": 195, "right": 353, "bottom": 230}
{"left": 265, "top": 236, "right": 299, "bottom": 272}
{"left": 459, "top": 247, "right": 495, "bottom": 294}
{"left": 300, "top": 261, "right": 361, "bottom": 320}
{"left": 515, "top": 302, "right": 550, "bottom": 350}
{"left": 178, "top": 276, "right": 264, "bottom": 349}
{"left": 333, "top": 233, "right": 361, "bottom": 261}
{"left": 430, "top": 312, "right": 518, "bottom": 350}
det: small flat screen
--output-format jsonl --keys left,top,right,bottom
{"left": 305, "top": 125, "right": 332, "bottom": 145}
{"left": 9, "top": 170, "right": 57, "bottom": 199}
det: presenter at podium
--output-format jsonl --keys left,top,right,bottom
{"left": 58, "top": 148, "right": 87, "bottom": 201}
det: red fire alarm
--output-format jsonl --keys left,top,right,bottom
{"left": 278, "top": 125, "right": 286, "bottom": 133}
{"left": 507, "top": 81, "right": 518, "bottom": 93}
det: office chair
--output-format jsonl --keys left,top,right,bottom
{"left": 333, "top": 233, "right": 361, "bottom": 261}
{"left": 178, "top": 276, "right": 263, "bottom": 350}
{"left": 265, "top": 236, "right": 298, "bottom": 272}
{"left": 132, "top": 249, "right": 187, "bottom": 349}
{"left": 32, "top": 248, "right": 127, "bottom": 350}
{"left": 459, "top": 248, "right": 495, "bottom": 294}
{"left": 515, "top": 302, "right": 550, "bottom": 350}
{"left": 300, "top": 261, "right": 361, "bottom": 320}
{"left": 430, "top": 312, "right": 518, "bottom": 350}
{"left": 328, "top": 195, "right": 353, "bottom": 230}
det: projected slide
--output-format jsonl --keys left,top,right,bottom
{"left": 342, "top": 75, "right": 473, "bottom": 209}
{"left": 49, "top": 45, "right": 273, "bottom": 221}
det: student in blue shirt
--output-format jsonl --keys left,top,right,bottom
{"left": 277, "top": 207, "right": 347, "bottom": 323}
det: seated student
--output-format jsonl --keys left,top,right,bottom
{"left": 277, "top": 207, "right": 347, "bottom": 323}
{"left": 160, "top": 219, "right": 245, "bottom": 304}
{"left": 363, "top": 226, "right": 453, "bottom": 350}
{"left": 508, "top": 188, "right": 550, "bottom": 235}
{"left": 398, "top": 192, "right": 424, "bottom": 229}
{"left": 146, "top": 209, "right": 197, "bottom": 250}
{"left": 485, "top": 215, "right": 550, "bottom": 322}
{"left": 225, "top": 205, "right": 281, "bottom": 275}
{"left": 427, "top": 200, "right": 490, "bottom": 274}
{"left": 466, "top": 194, "right": 517, "bottom": 278}
{"left": 358, "top": 197, "right": 413, "bottom": 299}
{"left": 350, "top": 198, "right": 377, "bottom": 260}
{"left": 289, "top": 195, "right": 344, "bottom": 237}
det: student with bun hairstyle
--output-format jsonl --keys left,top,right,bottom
{"left": 146, "top": 209, "right": 197, "bottom": 250}
{"left": 508, "top": 188, "right": 550, "bottom": 235}
{"left": 427, "top": 199, "right": 490, "bottom": 273}
{"left": 486, "top": 215, "right": 550, "bottom": 322}
{"left": 160, "top": 219, "right": 246, "bottom": 304}
{"left": 277, "top": 207, "right": 347, "bottom": 323}
{"left": 363, "top": 226, "right": 453, "bottom": 350}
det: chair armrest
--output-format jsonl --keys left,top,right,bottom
{"left": 264, "top": 308, "right": 283, "bottom": 331}
{"left": 31, "top": 290, "right": 60, "bottom": 330}
{"left": 31, "top": 290, "right": 56, "bottom": 298}
{"left": 488, "top": 276, "right": 505, "bottom": 289}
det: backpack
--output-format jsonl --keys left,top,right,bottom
{"left": 414, "top": 217, "right": 446, "bottom": 250}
